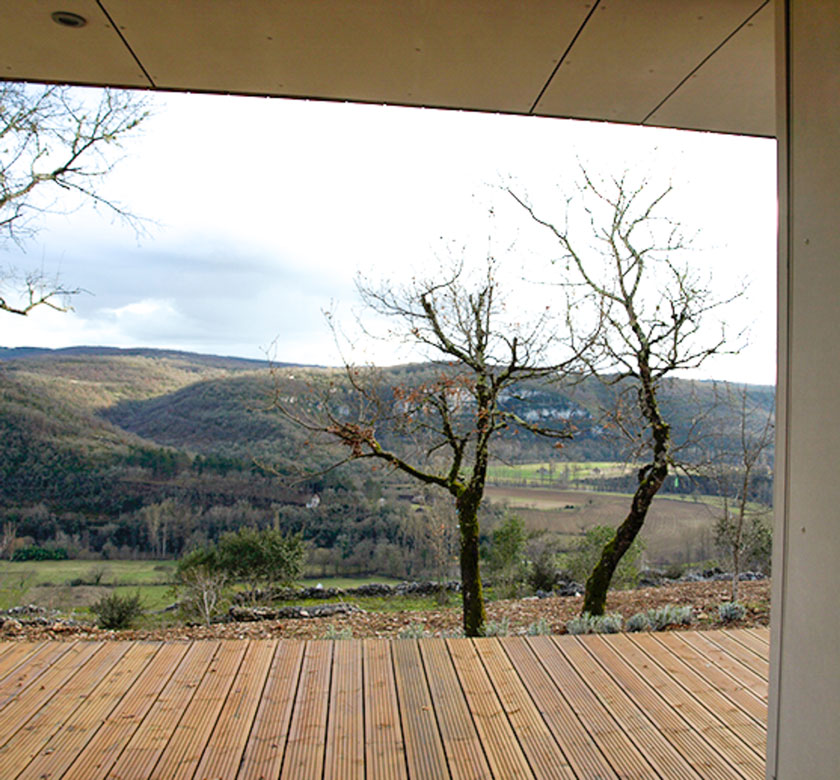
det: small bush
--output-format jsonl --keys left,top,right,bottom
{"left": 398, "top": 622, "right": 430, "bottom": 639}
{"left": 526, "top": 618, "right": 552, "bottom": 636}
{"left": 322, "top": 624, "right": 353, "bottom": 640}
{"left": 626, "top": 612, "right": 652, "bottom": 632}
{"left": 482, "top": 617, "right": 510, "bottom": 637}
{"left": 718, "top": 602, "right": 747, "bottom": 623}
{"left": 646, "top": 604, "right": 693, "bottom": 630}
{"left": 87, "top": 565, "right": 110, "bottom": 585}
{"left": 663, "top": 563, "right": 685, "bottom": 580}
{"left": 528, "top": 544, "right": 562, "bottom": 592}
{"left": 91, "top": 591, "right": 144, "bottom": 630}
{"left": 566, "top": 612, "right": 622, "bottom": 635}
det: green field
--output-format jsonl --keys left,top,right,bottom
{"left": 487, "top": 461, "right": 633, "bottom": 487}
{"left": 0, "top": 560, "right": 404, "bottom": 616}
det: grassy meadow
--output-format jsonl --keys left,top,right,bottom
{"left": 0, "top": 559, "right": 406, "bottom": 619}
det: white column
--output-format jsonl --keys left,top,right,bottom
{"left": 768, "top": 2, "right": 840, "bottom": 778}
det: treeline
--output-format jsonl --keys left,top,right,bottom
{"left": 1, "top": 484, "right": 502, "bottom": 581}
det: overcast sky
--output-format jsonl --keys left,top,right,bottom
{"left": 1, "top": 89, "right": 777, "bottom": 384}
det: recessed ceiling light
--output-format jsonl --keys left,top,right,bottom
{"left": 51, "top": 11, "right": 87, "bottom": 28}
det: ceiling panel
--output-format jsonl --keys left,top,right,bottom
{"left": 645, "top": 3, "right": 774, "bottom": 136}
{"left": 0, "top": 1, "right": 775, "bottom": 138}
{"left": 0, "top": 0, "right": 150, "bottom": 87}
{"left": 534, "top": 0, "right": 767, "bottom": 124}
{"left": 100, "top": 0, "right": 592, "bottom": 113}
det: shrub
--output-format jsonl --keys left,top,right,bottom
{"left": 718, "top": 601, "right": 747, "bottom": 623}
{"left": 217, "top": 526, "right": 306, "bottom": 597}
{"left": 527, "top": 533, "right": 561, "bottom": 593}
{"left": 398, "top": 622, "right": 430, "bottom": 639}
{"left": 646, "top": 604, "right": 693, "bottom": 630}
{"left": 482, "top": 617, "right": 510, "bottom": 637}
{"left": 91, "top": 591, "right": 144, "bottom": 630}
{"left": 485, "top": 515, "right": 529, "bottom": 598}
{"left": 566, "top": 612, "right": 622, "bottom": 635}
{"left": 175, "top": 547, "right": 228, "bottom": 626}
{"left": 526, "top": 618, "right": 552, "bottom": 636}
{"left": 322, "top": 624, "right": 353, "bottom": 640}
{"left": 565, "top": 526, "right": 644, "bottom": 590}
{"left": 11, "top": 545, "right": 69, "bottom": 561}
{"left": 626, "top": 612, "right": 652, "bottom": 632}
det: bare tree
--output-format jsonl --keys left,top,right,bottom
{"left": 273, "top": 257, "right": 590, "bottom": 636}
{"left": 705, "top": 384, "right": 774, "bottom": 601}
{"left": 511, "top": 170, "right": 739, "bottom": 615}
{"left": 0, "top": 520, "right": 17, "bottom": 560}
{"left": 0, "top": 267, "right": 80, "bottom": 315}
{"left": 1, "top": 81, "right": 149, "bottom": 314}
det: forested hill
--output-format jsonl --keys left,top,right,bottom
{"left": 0, "top": 346, "right": 774, "bottom": 561}
{"left": 0, "top": 345, "right": 775, "bottom": 467}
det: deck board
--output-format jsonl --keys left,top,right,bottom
{"left": 627, "top": 633, "right": 765, "bottom": 755}
{"left": 15, "top": 642, "right": 161, "bottom": 780}
{"left": 589, "top": 634, "right": 762, "bottom": 780}
{"left": 501, "top": 636, "right": 619, "bottom": 779}
{"left": 420, "top": 638, "right": 492, "bottom": 779}
{"left": 0, "top": 641, "right": 128, "bottom": 779}
{"left": 557, "top": 635, "right": 702, "bottom": 780}
{"left": 62, "top": 641, "right": 189, "bottom": 780}
{"left": 280, "top": 639, "right": 333, "bottom": 779}
{"left": 0, "top": 627, "right": 770, "bottom": 779}
{"left": 237, "top": 640, "right": 304, "bottom": 780}
{"left": 324, "top": 640, "right": 366, "bottom": 780}
{"left": 149, "top": 639, "right": 246, "bottom": 779}
{"left": 675, "top": 632, "right": 769, "bottom": 700}
{"left": 652, "top": 633, "right": 767, "bottom": 724}
{"left": 474, "top": 638, "right": 575, "bottom": 780}
{"left": 363, "top": 640, "right": 407, "bottom": 780}
{"left": 105, "top": 640, "right": 220, "bottom": 779}
{"left": 701, "top": 631, "right": 770, "bottom": 680}
{"left": 0, "top": 641, "right": 77, "bottom": 707}
{"left": 532, "top": 635, "right": 657, "bottom": 779}
{"left": 0, "top": 641, "right": 102, "bottom": 744}
{"left": 448, "top": 638, "right": 533, "bottom": 779}
{"left": 0, "top": 641, "right": 46, "bottom": 682}
{"left": 193, "top": 639, "right": 276, "bottom": 780}
{"left": 392, "top": 638, "right": 449, "bottom": 780}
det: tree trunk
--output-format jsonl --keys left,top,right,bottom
{"left": 456, "top": 489, "right": 486, "bottom": 637}
{"left": 583, "top": 462, "right": 667, "bottom": 615}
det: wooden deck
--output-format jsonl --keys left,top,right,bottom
{"left": 0, "top": 627, "right": 769, "bottom": 779}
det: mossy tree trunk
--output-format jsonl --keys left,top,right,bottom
{"left": 583, "top": 363, "right": 670, "bottom": 616}
{"left": 455, "top": 487, "right": 486, "bottom": 636}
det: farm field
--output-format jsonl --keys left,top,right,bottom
{"left": 485, "top": 485, "right": 718, "bottom": 566}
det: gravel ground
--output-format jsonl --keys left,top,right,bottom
{"left": 0, "top": 580, "right": 769, "bottom": 642}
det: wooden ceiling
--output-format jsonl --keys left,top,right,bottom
{"left": 0, "top": 0, "right": 774, "bottom": 136}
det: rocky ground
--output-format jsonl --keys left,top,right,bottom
{"left": 0, "top": 579, "right": 769, "bottom": 642}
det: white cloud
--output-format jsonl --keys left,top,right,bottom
{"left": 1, "top": 91, "right": 777, "bottom": 383}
